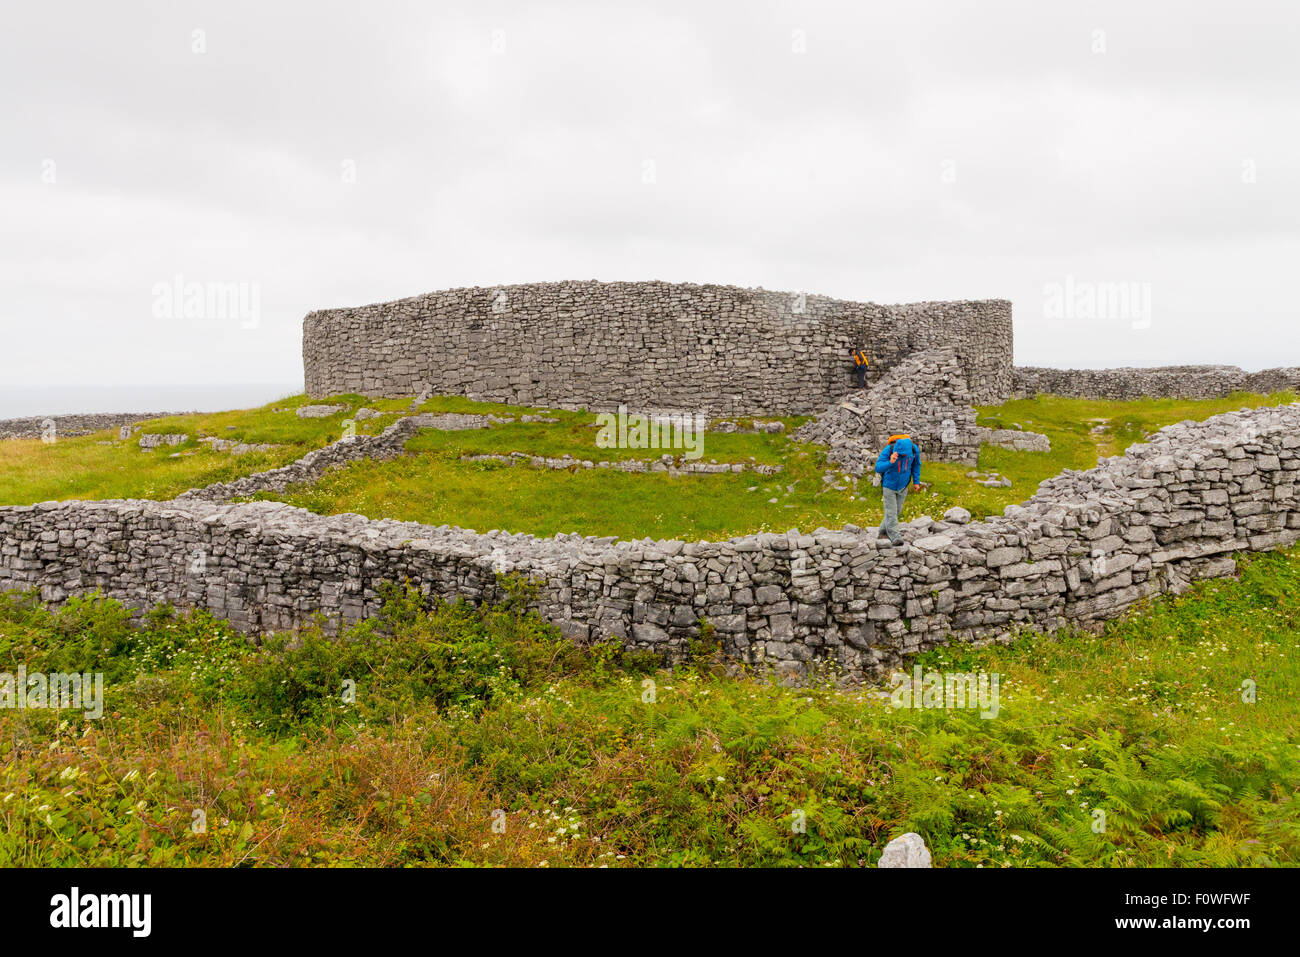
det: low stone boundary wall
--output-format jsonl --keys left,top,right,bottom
{"left": 0, "top": 412, "right": 177, "bottom": 441}
{"left": 139, "top": 433, "right": 188, "bottom": 449}
{"left": 707, "top": 420, "right": 786, "bottom": 434}
{"left": 975, "top": 427, "right": 1051, "bottom": 452}
{"left": 1013, "top": 365, "right": 1300, "bottom": 400}
{"left": 3, "top": 404, "right": 1297, "bottom": 682}
{"left": 178, "top": 414, "right": 442, "bottom": 503}
{"left": 462, "top": 452, "right": 781, "bottom": 475}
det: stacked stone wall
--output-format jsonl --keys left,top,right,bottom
{"left": 303, "top": 281, "right": 1013, "bottom": 415}
{"left": 1013, "top": 365, "right": 1300, "bottom": 400}
{"left": 4, "top": 404, "right": 1296, "bottom": 682}
{"left": 0, "top": 413, "right": 176, "bottom": 441}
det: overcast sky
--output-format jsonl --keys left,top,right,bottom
{"left": 2, "top": 0, "right": 1297, "bottom": 414}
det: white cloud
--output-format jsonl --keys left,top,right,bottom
{"left": 1, "top": 0, "right": 1297, "bottom": 409}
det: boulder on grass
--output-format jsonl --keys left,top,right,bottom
{"left": 878, "top": 832, "right": 932, "bottom": 868}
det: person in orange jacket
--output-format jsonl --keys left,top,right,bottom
{"left": 849, "top": 347, "right": 869, "bottom": 389}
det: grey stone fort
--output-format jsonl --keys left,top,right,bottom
{"left": 303, "top": 280, "right": 1014, "bottom": 414}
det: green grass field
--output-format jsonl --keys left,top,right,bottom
{"left": 261, "top": 390, "right": 1295, "bottom": 540}
{"left": 0, "top": 393, "right": 410, "bottom": 506}
{"left": 1, "top": 388, "right": 1297, "bottom": 867}
{"left": 4, "top": 391, "right": 1291, "bottom": 543}
{"left": 1, "top": 547, "right": 1296, "bottom": 867}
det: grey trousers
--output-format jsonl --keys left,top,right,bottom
{"left": 880, "top": 486, "right": 908, "bottom": 540}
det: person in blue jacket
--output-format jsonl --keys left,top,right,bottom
{"left": 874, "top": 434, "right": 922, "bottom": 546}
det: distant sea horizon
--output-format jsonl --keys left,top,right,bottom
{"left": 0, "top": 383, "right": 303, "bottom": 419}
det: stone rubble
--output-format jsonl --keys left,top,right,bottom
{"left": 975, "top": 426, "right": 1051, "bottom": 452}
{"left": 139, "top": 433, "right": 189, "bottom": 449}
{"left": 296, "top": 404, "right": 348, "bottom": 418}
{"left": 708, "top": 419, "right": 787, "bottom": 434}
{"left": 408, "top": 388, "right": 432, "bottom": 412}
{"left": 461, "top": 452, "right": 782, "bottom": 475}
{"left": 794, "top": 347, "right": 981, "bottom": 470}
{"left": 197, "top": 437, "right": 283, "bottom": 456}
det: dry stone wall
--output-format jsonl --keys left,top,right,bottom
{"left": 0, "top": 413, "right": 176, "bottom": 441}
{"left": 1013, "top": 365, "right": 1300, "bottom": 400}
{"left": 461, "top": 452, "right": 781, "bottom": 475}
{"left": 3, "top": 403, "right": 1297, "bottom": 683}
{"left": 975, "top": 427, "right": 1051, "bottom": 453}
{"left": 178, "top": 413, "right": 503, "bottom": 504}
{"left": 303, "top": 281, "right": 1013, "bottom": 415}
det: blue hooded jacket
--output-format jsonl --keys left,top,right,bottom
{"left": 874, "top": 436, "right": 921, "bottom": 492}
